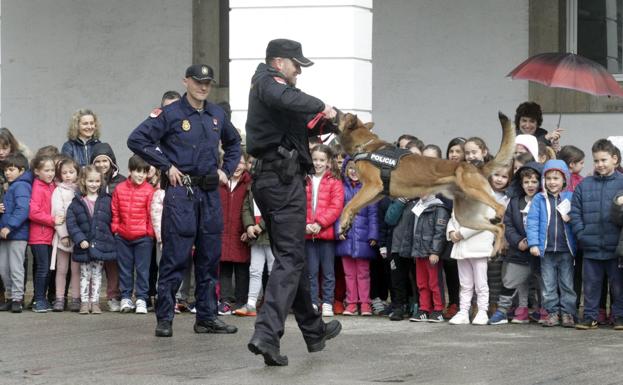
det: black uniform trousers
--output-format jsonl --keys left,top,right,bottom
{"left": 251, "top": 170, "right": 324, "bottom": 347}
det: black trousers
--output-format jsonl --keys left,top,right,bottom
{"left": 251, "top": 171, "right": 324, "bottom": 347}
{"left": 219, "top": 261, "right": 249, "bottom": 306}
{"left": 389, "top": 253, "right": 417, "bottom": 306}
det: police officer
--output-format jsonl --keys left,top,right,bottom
{"left": 128, "top": 64, "right": 241, "bottom": 337}
{"left": 245, "top": 39, "right": 341, "bottom": 366}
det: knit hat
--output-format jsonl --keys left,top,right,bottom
{"left": 515, "top": 134, "right": 539, "bottom": 161}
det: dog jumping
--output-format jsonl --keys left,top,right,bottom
{"left": 336, "top": 112, "right": 515, "bottom": 255}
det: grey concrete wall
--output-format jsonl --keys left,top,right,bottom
{"left": 1, "top": 0, "right": 192, "bottom": 166}
{"left": 373, "top": 0, "right": 529, "bottom": 151}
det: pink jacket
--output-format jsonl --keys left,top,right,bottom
{"left": 29, "top": 178, "right": 56, "bottom": 245}
{"left": 51, "top": 182, "right": 78, "bottom": 252}
{"left": 305, "top": 172, "right": 344, "bottom": 241}
{"left": 150, "top": 189, "right": 165, "bottom": 243}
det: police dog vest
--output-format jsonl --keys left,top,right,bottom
{"left": 353, "top": 147, "right": 411, "bottom": 195}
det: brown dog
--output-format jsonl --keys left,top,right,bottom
{"left": 336, "top": 112, "right": 515, "bottom": 255}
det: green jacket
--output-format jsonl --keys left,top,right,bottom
{"left": 241, "top": 187, "right": 271, "bottom": 247}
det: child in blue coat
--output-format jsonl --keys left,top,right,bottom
{"left": 527, "top": 159, "right": 577, "bottom": 327}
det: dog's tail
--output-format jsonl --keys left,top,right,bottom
{"left": 481, "top": 112, "right": 516, "bottom": 177}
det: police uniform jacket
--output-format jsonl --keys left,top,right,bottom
{"left": 127, "top": 95, "right": 241, "bottom": 178}
{"left": 245, "top": 63, "right": 326, "bottom": 171}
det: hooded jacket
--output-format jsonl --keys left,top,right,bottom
{"left": 526, "top": 160, "right": 576, "bottom": 257}
{"left": 28, "top": 177, "right": 56, "bottom": 245}
{"left": 570, "top": 168, "right": 623, "bottom": 260}
{"left": 0, "top": 170, "right": 33, "bottom": 241}
{"left": 61, "top": 137, "right": 101, "bottom": 168}
{"left": 503, "top": 162, "right": 543, "bottom": 265}
{"left": 305, "top": 171, "right": 344, "bottom": 241}
{"left": 334, "top": 157, "right": 379, "bottom": 259}
{"left": 89, "top": 142, "right": 126, "bottom": 194}
{"left": 219, "top": 171, "right": 252, "bottom": 263}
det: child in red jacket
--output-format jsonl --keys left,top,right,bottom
{"left": 29, "top": 154, "right": 65, "bottom": 313}
{"left": 111, "top": 155, "right": 155, "bottom": 314}
{"left": 305, "top": 145, "right": 344, "bottom": 317}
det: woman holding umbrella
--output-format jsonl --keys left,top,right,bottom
{"left": 514, "top": 101, "right": 563, "bottom": 152}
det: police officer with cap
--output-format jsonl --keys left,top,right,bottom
{"left": 128, "top": 64, "right": 241, "bottom": 337}
{"left": 245, "top": 38, "right": 341, "bottom": 366}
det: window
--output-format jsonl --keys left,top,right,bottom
{"left": 569, "top": 0, "right": 623, "bottom": 80}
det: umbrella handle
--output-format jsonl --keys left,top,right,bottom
{"left": 557, "top": 112, "right": 562, "bottom": 129}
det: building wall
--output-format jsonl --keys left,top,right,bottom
{"left": 1, "top": 0, "right": 192, "bottom": 165}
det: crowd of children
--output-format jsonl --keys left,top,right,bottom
{"left": 2, "top": 99, "right": 623, "bottom": 333}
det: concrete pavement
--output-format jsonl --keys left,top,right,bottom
{"left": 1, "top": 311, "right": 623, "bottom": 384}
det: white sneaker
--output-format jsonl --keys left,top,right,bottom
{"left": 449, "top": 310, "right": 471, "bottom": 325}
{"left": 472, "top": 310, "right": 489, "bottom": 325}
{"left": 322, "top": 303, "right": 334, "bottom": 317}
{"left": 120, "top": 298, "right": 134, "bottom": 313}
{"left": 135, "top": 299, "right": 147, "bottom": 314}
{"left": 107, "top": 299, "right": 121, "bottom": 312}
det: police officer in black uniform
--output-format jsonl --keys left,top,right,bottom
{"left": 128, "top": 64, "right": 241, "bottom": 337}
{"left": 245, "top": 39, "right": 341, "bottom": 366}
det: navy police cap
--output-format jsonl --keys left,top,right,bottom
{"left": 266, "top": 39, "right": 314, "bottom": 67}
{"left": 185, "top": 64, "right": 215, "bottom": 82}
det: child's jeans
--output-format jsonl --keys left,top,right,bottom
{"left": 415, "top": 258, "right": 443, "bottom": 312}
{"left": 497, "top": 261, "right": 531, "bottom": 311}
{"left": 583, "top": 257, "right": 623, "bottom": 321}
{"left": 306, "top": 239, "right": 335, "bottom": 305}
{"left": 0, "top": 241, "right": 27, "bottom": 301}
{"left": 342, "top": 256, "right": 371, "bottom": 305}
{"left": 55, "top": 250, "right": 80, "bottom": 300}
{"left": 80, "top": 261, "right": 104, "bottom": 303}
{"left": 116, "top": 236, "right": 153, "bottom": 301}
{"left": 457, "top": 257, "right": 489, "bottom": 312}
{"left": 541, "top": 252, "right": 576, "bottom": 316}
{"left": 247, "top": 244, "right": 275, "bottom": 307}
{"left": 31, "top": 244, "right": 52, "bottom": 303}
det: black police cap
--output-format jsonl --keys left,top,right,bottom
{"left": 185, "top": 64, "right": 215, "bottom": 82}
{"left": 266, "top": 39, "right": 314, "bottom": 67}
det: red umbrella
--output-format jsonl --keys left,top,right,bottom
{"left": 507, "top": 52, "right": 623, "bottom": 98}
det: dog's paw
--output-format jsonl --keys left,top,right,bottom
{"left": 489, "top": 217, "right": 502, "bottom": 225}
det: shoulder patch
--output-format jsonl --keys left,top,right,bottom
{"left": 149, "top": 108, "right": 162, "bottom": 118}
{"left": 272, "top": 76, "right": 287, "bottom": 85}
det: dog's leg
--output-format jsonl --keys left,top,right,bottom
{"left": 455, "top": 166, "right": 506, "bottom": 221}
{"left": 339, "top": 185, "right": 383, "bottom": 236}
{"left": 454, "top": 198, "right": 506, "bottom": 256}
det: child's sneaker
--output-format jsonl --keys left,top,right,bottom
{"left": 91, "top": 302, "right": 102, "bottom": 314}
{"left": 79, "top": 302, "right": 90, "bottom": 314}
{"left": 190, "top": 303, "right": 197, "bottom": 314}
{"left": 333, "top": 300, "right": 345, "bottom": 315}
{"left": 510, "top": 306, "right": 529, "bottom": 324}
{"left": 176, "top": 299, "right": 191, "bottom": 313}
{"left": 409, "top": 309, "right": 428, "bottom": 322}
{"left": 135, "top": 299, "right": 147, "bottom": 314}
{"left": 613, "top": 317, "right": 623, "bottom": 330}
{"left": 428, "top": 311, "right": 444, "bottom": 323}
{"left": 561, "top": 313, "right": 575, "bottom": 328}
{"left": 472, "top": 310, "right": 489, "bottom": 325}
{"left": 69, "top": 298, "right": 81, "bottom": 312}
{"left": 107, "top": 299, "right": 121, "bottom": 312}
{"left": 233, "top": 305, "right": 257, "bottom": 316}
{"left": 33, "top": 300, "right": 49, "bottom": 313}
{"left": 120, "top": 298, "right": 135, "bottom": 313}
{"left": 52, "top": 298, "right": 65, "bottom": 312}
{"left": 342, "top": 303, "right": 358, "bottom": 316}
{"left": 371, "top": 297, "right": 387, "bottom": 316}
{"left": 389, "top": 306, "right": 406, "bottom": 321}
{"left": 218, "top": 301, "right": 232, "bottom": 315}
{"left": 0, "top": 300, "right": 11, "bottom": 311}
{"left": 449, "top": 310, "right": 470, "bottom": 325}
{"left": 443, "top": 303, "right": 459, "bottom": 320}
{"left": 322, "top": 303, "right": 334, "bottom": 317}
{"left": 538, "top": 308, "right": 548, "bottom": 324}
{"left": 11, "top": 300, "right": 23, "bottom": 313}
{"left": 575, "top": 319, "right": 598, "bottom": 330}
{"left": 542, "top": 313, "right": 560, "bottom": 327}
{"left": 488, "top": 309, "right": 509, "bottom": 325}
{"left": 360, "top": 303, "right": 373, "bottom": 316}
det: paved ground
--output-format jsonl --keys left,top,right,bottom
{"left": 1, "top": 310, "right": 623, "bottom": 385}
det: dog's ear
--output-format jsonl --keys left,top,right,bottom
{"left": 364, "top": 122, "right": 374, "bottom": 130}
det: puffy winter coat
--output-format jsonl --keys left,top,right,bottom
{"left": 51, "top": 182, "right": 78, "bottom": 252}
{"left": 570, "top": 170, "right": 623, "bottom": 260}
{"left": 219, "top": 172, "right": 251, "bottom": 263}
{"left": 503, "top": 196, "right": 531, "bottom": 265}
{"left": 611, "top": 191, "right": 623, "bottom": 259}
{"left": 386, "top": 199, "right": 416, "bottom": 257}
{"left": 66, "top": 193, "right": 116, "bottom": 262}
{"left": 410, "top": 198, "right": 450, "bottom": 258}
{"left": 446, "top": 210, "right": 495, "bottom": 259}
{"left": 527, "top": 191, "right": 576, "bottom": 257}
{"left": 61, "top": 137, "right": 101, "bottom": 168}
{"left": 334, "top": 177, "right": 379, "bottom": 259}
{"left": 0, "top": 171, "right": 33, "bottom": 241}
{"left": 305, "top": 172, "right": 344, "bottom": 241}
{"left": 150, "top": 189, "right": 165, "bottom": 243}
{"left": 28, "top": 178, "right": 56, "bottom": 245}
{"left": 111, "top": 179, "right": 155, "bottom": 241}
